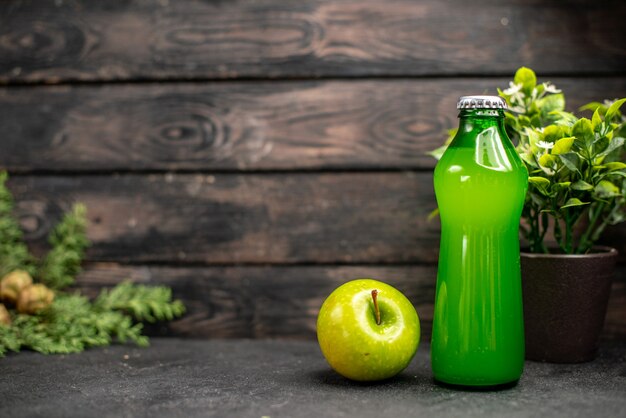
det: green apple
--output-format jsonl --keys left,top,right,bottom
{"left": 316, "top": 278, "right": 420, "bottom": 381}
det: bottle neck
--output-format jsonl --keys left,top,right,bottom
{"left": 457, "top": 109, "right": 506, "bottom": 133}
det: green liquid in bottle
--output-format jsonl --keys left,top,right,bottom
{"left": 432, "top": 100, "right": 528, "bottom": 387}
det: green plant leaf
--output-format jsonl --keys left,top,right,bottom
{"left": 427, "top": 208, "right": 439, "bottom": 222}
{"left": 571, "top": 180, "right": 594, "bottom": 191}
{"left": 593, "top": 134, "right": 610, "bottom": 156}
{"left": 597, "top": 136, "right": 625, "bottom": 158}
{"left": 552, "top": 181, "right": 571, "bottom": 192}
{"left": 551, "top": 137, "right": 575, "bottom": 155}
{"left": 542, "top": 125, "right": 568, "bottom": 142}
{"left": 428, "top": 144, "right": 448, "bottom": 160}
{"left": 579, "top": 101, "right": 606, "bottom": 114}
{"left": 604, "top": 161, "right": 626, "bottom": 171}
{"left": 514, "top": 67, "right": 536, "bottom": 94}
{"left": 528, "top": 177, "right": 551, "bottom": 186}
{"left": 592, "top": 109, "right": 602, "bottom": 129}
{"left": 594, "top": 180, "right": 621, "bottom": 198}
{"left": 549, "top": 110, "right": 578, "bottom": 127}
{"left": 538, "top": 154, "right": 556, "bottom": 168}
{"left": 529, "top": 192, "right": 546, "bottom": 206}
{"left": 605, "top": 98, "right": 626, "bottom": 121}
{"left": 558, "top": 153, "right": 580, "bottom": 173}
{"left": 614, "top": 123, "right": 626, "bottom": 139}
{"left": 530, "top": 114, "right": 542, "bottom": 127}
{"left": 528, "top": 176, "right": 551, "bottom": 195}
{"left": 537, "top": 93, "right": 565, "bottom": 116}
{"left": 560, "top": 198, "right": 590, "bottom": 210}
{"left": 524, "top": 127, "right": 544, "bottom": 148}
{"left": 572, "top": 118, "right": 594, "bottom": 148}
{"left": 519, "top": 151, "right": 538, "bottom": 168}
{"left": 604, "top": 162, "right": 626, "bottom": 171}
{"left": 535, "top": 83, "right": 545, "bottom": 95}
{"left": 504, "top": 111, "right": 518, "bottom": 123}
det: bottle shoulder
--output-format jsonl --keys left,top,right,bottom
{"left": 435, "top": 143, "right": 527, "bottom": 177}
{"left": 438, "top": 125, "right": 526, "bottom": 174}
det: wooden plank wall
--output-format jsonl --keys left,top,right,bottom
{"left": 1, "top": 0, "right": 625, "bottom": 340}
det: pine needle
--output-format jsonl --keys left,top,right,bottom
{"left": 38, "top": 204, "right": 89, "bottom": 290}
{"left": 0, "top": 172, "right": 35, "bottom": 277}
{"left": 0, "top": 281, "right": 187, "bottom": 357}
{"left": 94, "top": 281, "right": 186, "bottom": 323}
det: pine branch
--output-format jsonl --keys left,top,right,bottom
{"left": 0, "top": 281, "right": 186, "bottom": 357}
{"left": 38, "top": 204, "right": 89, "bottom": 290}
{"left": 39, "top": 293, "right": 149, "bottom": 352}
{"left": 0, "top": 293, "right": 150, "bottom": 357}
{"left": 0, "top": 172, "right": 186, "bottom": 357}
{"left": 0, "top": 320, "right": 22, "bottom": 356}
{"left": 94, "top": 281, "right": 186, "bottom": 323}
{"left": 0, "top": 172, "right": 35, "bottom": 277}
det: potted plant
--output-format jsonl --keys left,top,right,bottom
{"left": 431, "top": 67, "right": 625, "bottom": 363}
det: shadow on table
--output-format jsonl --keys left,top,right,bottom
{"left": 305, "top": 369, "right": 429, "bottom": 388}
{"left": 305, "top": 369, "right": 519, "bottom": 393}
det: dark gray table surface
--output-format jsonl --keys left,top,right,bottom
{"left": 1, "top": 338, "right": 625, "bottom": 418}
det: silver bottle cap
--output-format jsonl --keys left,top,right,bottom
{"left": 457, "top": 95, "right": 507, "bottom": 110}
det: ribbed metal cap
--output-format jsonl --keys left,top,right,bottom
{"left": 457, "top": 95, "right": 507, "bottom": 110}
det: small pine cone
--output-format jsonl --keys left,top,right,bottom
{"left": 17, "top": 284, "right": 55, "bottom": 314}
{"left": 0, "top": 303, "right": 10, "bottom": 326}
{"left": 0, "top": 270, "right": 33, "bottom": 304}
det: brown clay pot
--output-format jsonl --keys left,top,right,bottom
{"left": 520, "top": 246, "right": 618, "bottom": 363}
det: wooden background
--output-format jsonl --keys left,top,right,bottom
{"left": 1, "top": 0, "right": 625, "bottom": 340}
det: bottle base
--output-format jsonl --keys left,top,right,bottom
{"left": 434, "top": 377, "right": 519, "bottom": 391}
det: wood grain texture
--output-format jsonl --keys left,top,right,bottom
{"left": 8, "top": 172, "right": 440, "bottom": 264}
{"left": 75, "top": 263, "right": 626, "bottom": 340}
{"left": 77, "top": 264, "right": 437, "bottom": 339}
{"left": 2, "top": 78, "right": 626, "bottom": 172}
{"left": 8, "top": 173, "right": 626, "bottom": 264}
{"left": 1, "top": 0, "right": 625, "bottom": 84}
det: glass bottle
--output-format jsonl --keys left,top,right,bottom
{"left": 431, "top": 95, "right": 528, "bottom": 387}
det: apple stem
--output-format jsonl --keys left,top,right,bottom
{"left": 371, "top": 289, "right": 381, "bottom": 325}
